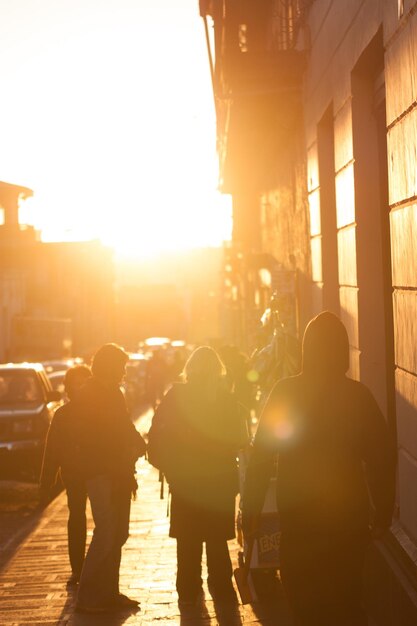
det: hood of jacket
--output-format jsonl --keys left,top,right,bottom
{"left": 302, "top": 311, "right": 349, "bottom": 377}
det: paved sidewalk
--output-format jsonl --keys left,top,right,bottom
{"left": 0, "top": 412, "right": 292, "bottom": 625}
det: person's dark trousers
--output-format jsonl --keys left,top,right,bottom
{"left": 65, "top": 480, "right": 87, "bottom": 579}
{"left": 176, "top": 536, "right": 234, "bottom": 602}
{"left": 280, "top": 531, "right": 369, "bottom": 626}
{"left": 77, "top": 475, "right": 131, "bottom": 609}
{"left": 206, "top": 538, "right": 234, "bottom": 599}
{"left": 176, "top": 536, "right": 203, "bottom": 602}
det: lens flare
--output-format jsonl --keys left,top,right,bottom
{"left": 273, "top": 418, "right": 295, "bottom": 441}
{"left": 247, "top": 369, "right": 259, "bottom": 383}
{"left": 263, "top": 401, "right": 298, "bottom": 444}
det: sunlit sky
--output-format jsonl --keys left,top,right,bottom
{"left": 0, "top": 0, "right": 231, "bottom": 257}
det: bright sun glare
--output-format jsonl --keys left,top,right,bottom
{"left": 0, "top": 0, "right": 232, "bottom": 258}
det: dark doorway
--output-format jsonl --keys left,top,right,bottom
{"left": 351, "top": 29, "right": 396, "bottom": 432}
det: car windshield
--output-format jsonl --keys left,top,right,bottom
{"left": 0, "top": 371, "right": 43, "bottom": 404}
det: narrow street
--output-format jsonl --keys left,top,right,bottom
{"left": 0, "top": 1, "right": 416, "bottom": 624}
{"left": 0, "top": 406, "right": 292, "bottom": 625}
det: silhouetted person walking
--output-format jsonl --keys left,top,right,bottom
{"left": 74, "top": 344, "right": 146, "bottom": 614}
{"left": 148, "top": 346, "right": 248, "bottom": 606}
{"left": 39, "top": 364, "right": 91, "bottom": 585}
{"left": 243, "top": 312, "right": 395, "bottom": 626}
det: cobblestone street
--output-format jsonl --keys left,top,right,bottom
{"left": 0, "top": 410, "right": 292, "bottom": 625}
{"left": 0, "top": 481, "right": 40, "bottom": 551}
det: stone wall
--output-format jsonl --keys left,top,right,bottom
{"left": 302, "top": 0, "right": 417, "bottom": 621}
{"left": 386, "top": 1, "right": 417, "bottom": 548}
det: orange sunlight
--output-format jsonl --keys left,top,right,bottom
{"left": 0, "top": 0, "right": 231, "bottom": 257}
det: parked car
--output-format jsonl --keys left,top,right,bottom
{"left": 42, "top": 357, "right": 83, "bottom": 375}
{"left": 0, "top": 363, "right": 63, "bottom": 479}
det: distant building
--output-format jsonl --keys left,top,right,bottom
{"left": 116, "top": 248, "right": 223, "bottom": 348}
{"left": 203, "top": 1, "right": 417, "bottom": 623}
{"left": 0, "top": 182, "right": 35, "bottom": 361}
{"left": 10, "top": 316, "right": 72, "bottom": 362}
{"left": 0, "top": 181, "right": 115, "bottom": 360}
{"left": 116, "top": 282, "right": 186, "bottom": 350}
{"left": 0, "top": 269, "right": 25, "bottom": 361}
{"left": 0, "top": 181, "right": 33, "bottom": 233}
{"left": 26, "top": 240, "right": 115, "bottom": 357}
{"left": 201, "top": 1, "right": 310, "bottom": 351}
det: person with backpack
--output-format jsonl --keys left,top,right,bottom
{"left": 147, "top": 346, "right": 248, "bottom": 606}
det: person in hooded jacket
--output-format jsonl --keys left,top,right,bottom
{"left": 242, "top": 312, "right": 395, "bottom": 626}
{"left": 74, "top": 343, "right": 147, "bottom": 614}
{"left": 147, "top": 345, "right": 249, "bottom": 606}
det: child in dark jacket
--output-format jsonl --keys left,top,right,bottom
{"left": 40, "top": 364, "right": 91, "bottom": 585}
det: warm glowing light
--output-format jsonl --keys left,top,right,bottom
{"left": 171, "top": 340, "right": 186, "bottom": 348}
{"left": 247, "top": 369, "right": 260, "bottom": 383}
{"left": 0, "top": 1, "right": 232, "bottom": 257}
{"left": 144, "top": 337, "right": 171, "bottom": 347}
{"left": 273, "top": 418, "right": 296, "bottom": 441}
{"left": 264, "top": 401, "right": 298, "bottom": 443}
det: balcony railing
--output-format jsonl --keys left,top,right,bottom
{"left": 208, "top": 0, "right": 313, "bottom": 99}
{"left": 200, "top": 0, "right": 313, "bottom": 193}
{"left": 269, "top": 0, "right": 314, "bottom": 52}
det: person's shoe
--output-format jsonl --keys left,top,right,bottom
{"left": 66, "top": 573, "right": 80, "bottom": 586}
{"left": 111, "top": 593, "right": 140, "bottom": 609}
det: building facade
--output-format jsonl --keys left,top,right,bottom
{"left": 27, "top": 240, "right": 115, "bottom": 358}
{"left": 201, "top": 0, "right": 312, "bottom": 351}
{"left": 116, "top": 248, "right": 224, "bottom": 349}
{"left": 303, "top": 4, "right": 417, "bottom": 622}
{"left": 0, "top": 183, "right": 115, "bottom": 361}
{"left": 0, "top": 182, "right": 35, "bottom": 361}
{"left": 202, "top": 0, "right": 417, "bottom": 622}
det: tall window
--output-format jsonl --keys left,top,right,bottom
{"left": 317, "top": 105, "right": 340, "bottom": 315}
